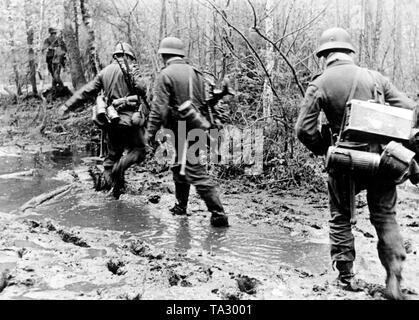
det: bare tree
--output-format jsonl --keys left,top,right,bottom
{"left": 159, "top": 0, "right": 167, "bottom": 43}
{"left": 63, "top": 0, "right": 86, "bottom": 90}
{"left": 262, "top": 0, "right": 274, "bottom": 120}
{"left": 80, "top": 0, "right": 101, "bottom": 78}
{"left": 24, "top": 0, "right": 38, "bottom": 95}
{"left": 6, "top": 0, "right": 22, "bottom": 96}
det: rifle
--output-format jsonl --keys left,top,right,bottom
{"left": 115, "top": 43, "right": 151, "bottom": 115}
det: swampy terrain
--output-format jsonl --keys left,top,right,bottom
{"left": 0, "top": 99, "right": 418, "bottom": 300}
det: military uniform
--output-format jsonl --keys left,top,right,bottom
{"left": 295, "top": 56, "right": 416, "bottom": 294}
{"left": 147, "top": 57, "right": 227, "bottom": 225}
{"left": 64, "top": 59, "right": 149, "bottom": 197}
{"left": 43, "top": 32, "right": 67, "bottom": 88}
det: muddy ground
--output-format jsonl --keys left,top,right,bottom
{"left": 0, "top": 98, "right": 418, "bottom": 300}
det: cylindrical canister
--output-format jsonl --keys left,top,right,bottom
{"left": 92, "top": 96, "right": 109, "bottom": 127}
{"left": 106, "top": 105, "right": 120, "bottom": 123}
{"left": 326, "top": 146, "right": 381, "bottom": 175}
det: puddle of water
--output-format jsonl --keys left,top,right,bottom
{"left": 0, "top": 251, "right": 18, "bottom": 273}
{"left": 0, "top": 147, "right": 96, "bottom": 212}
{"left": 13, "top": 240, "right": 47, "bottom": 251}
{"left": 1, "top": 148, "right": 330, "bottom": 274}
{"left": 0, "top": 262, "right": 17, "bottom": 273}
{"left": 0, "top": 177, "right": 66, "bottom": 212}
{"left": 36, "top": 191, "right": 330, "bottom": 274}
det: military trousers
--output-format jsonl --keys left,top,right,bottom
{"left": 171, "top": 161, "right": 224, "bottom": 214}
{"left": 103, "top": 123, "right": 147, "bottom": 179}
{"left": 328, "top": 171, "right": 406, "bottom": 272}
{"left": 47, "top": 57, "right": 63, "bottom": 88}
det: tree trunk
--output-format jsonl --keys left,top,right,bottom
{"left": 159, "top": 0, "right": 167, "bottom": 44}
{"left": 63, "top": 0, "right": 86, "bottom": 90}
{"left": 24, "top": 0, "right": 38, "bottom": 95}
{"left": 372, "top": 0, "right": 383, "bottom": 70}
{"left": 6, "top": 0, "right": 22, "bottom": 96}
{"left": 173, "top": 0, "right": 180, "bottom": 38}
{"left": 80, "top": 0, "right": 101, "bottom": 78}
{"left": 392, "top": 0, "right": 402, "bottom": 83}
{"left": 262, "top": 0, "right": 274, "bottom": 120}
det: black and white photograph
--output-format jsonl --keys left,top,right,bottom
{"left": 0, "top": 0, "right": 418, "bottom": 307}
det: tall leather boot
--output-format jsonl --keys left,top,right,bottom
{"left": 196, "top": 186, "right": 229, "bottom": 227}
{"left": 170, "top": 183, "right": 190, "bottom": 216}
{"left": 379, "top": 250, "right": 405, "bottom": 300}
{"left": 335, "top": 261, "right": 366, "bottom": 292}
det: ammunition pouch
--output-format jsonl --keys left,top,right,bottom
{"left": 112, "top": 95, "right": 139, "bottom": 112}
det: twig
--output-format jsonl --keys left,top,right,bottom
{"left": 204, "top": 0, "right": 289, "bottom": 127}
{"left": 247, "top": 0, "right": 305, "bottom": 97}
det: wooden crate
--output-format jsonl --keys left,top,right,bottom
{"left": 343, "top": 99, "right": 414, "bottom": 143}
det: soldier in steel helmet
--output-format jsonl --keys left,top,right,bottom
{"left": 146, "top": 36, "right": 229, "bottom": 228}
{"left": 42, "top": 27, "right": 67, "bottom": 88}
{"left": 58, "top": 42, "right": 150, "bottom": 199}
{"left": 295, "top": 27, "right": 417, "bottom": 299}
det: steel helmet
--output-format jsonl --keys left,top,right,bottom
{"left": 48, "top": 27, "right": 57, "bottom": 34}
{"left": 158, "top": 37, "right": 185, "bottom": 57}
{"left": 316, "top": 28, "right": 355, "bottom": 58}
{"left": 113, "top": 42, "right": 136, "bottom": 60}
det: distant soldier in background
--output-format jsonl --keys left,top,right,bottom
{"left": 42, "top": 27, "right": 67, "bottom": 88}
{"left": 58, "top": 42, "right": 150, "bottom": 199}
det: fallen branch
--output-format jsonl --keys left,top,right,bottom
{"left": 0, "top": 169, "right": 37, "bottom": 180}
{"left": 20, "top": 184, "right": 73, "bottom": 212}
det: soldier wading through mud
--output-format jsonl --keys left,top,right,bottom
{"left": 58, "top": 42, "right": 150, "bottom": 199}
{"left": 296, "top": 27, "right": 419, "bottom": 300}
{"left": 146, "top": 37, "right": 229, "bottom": 228}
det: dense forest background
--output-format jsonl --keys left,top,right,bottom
{"left": 1, "top": 0, "right": 418, "bottom": 189}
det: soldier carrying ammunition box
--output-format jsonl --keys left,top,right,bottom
{"left": 295, "top": 27, "right": 419, "bottom": 300}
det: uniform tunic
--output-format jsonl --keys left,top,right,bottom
{"left": 147, "top": 57, "right": 224, "bottom": 213}
{"left": 65, "top": 60, "right": 149, "bottom": 174}
{"left": 295, "top": 58, "right": 415, "bottom": 267}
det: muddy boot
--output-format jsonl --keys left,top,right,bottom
{"left": 111, "top": 171, "right": 126, "bottom": 200}
{"left": 210, "top": 211, "right": 229, "bottom": 228}
{"left": 170, "top": 203, "right": 188, "bottom": 216}
{"left": 170, "top": 183, "right": 190, "bottom": 216}
{"left": 335, "top": 261, "right": 366, "bottom": 292}
{"left": 88, "top": 166, "right": 102, "bottom": 191}
{"left": 381, "top": 254, "right": 405, "bottom": 300}
{"left": 101, "top": 170, "right": 113, "bottom": 192}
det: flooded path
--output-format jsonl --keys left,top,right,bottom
{"left": 2, "top": 148, "right": 417, "bottom": 300}
{"left": 0, "top": 148, "right": 330, "bottom": 274}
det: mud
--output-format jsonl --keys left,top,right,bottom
{"left": 0, "top": 147, "right": 418, "bottom": 300}
{"left": 0, "top": 102, "right": 418, "bottom": 300}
